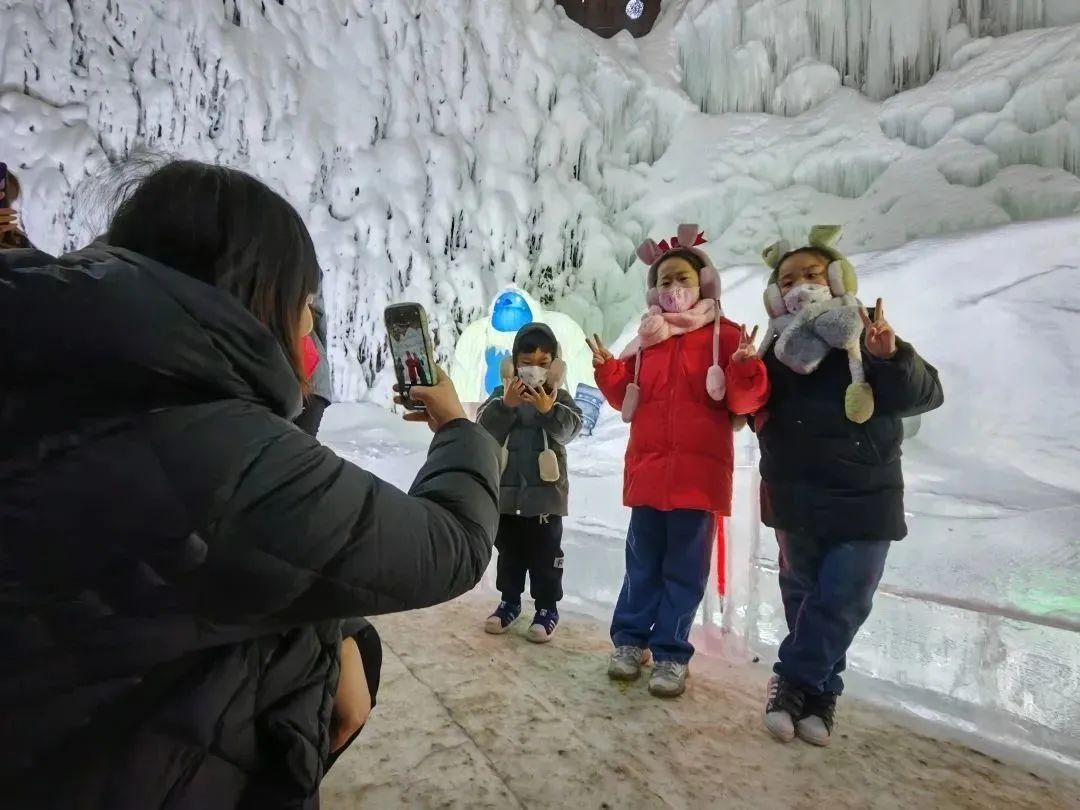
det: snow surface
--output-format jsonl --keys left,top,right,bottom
{"left": 321, "top": 218, "right": 1080, "bottom": 767}
{"left": 3, "top": 0, "right": 1080, "bottom": 402}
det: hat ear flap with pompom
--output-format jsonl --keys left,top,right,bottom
{"left": 698, "top": 265, "right": 720, "bottom": 301}
{"left": 827, "top": 260, "right": 858, "bottom": 297}
{"left": 763, "top": 284, "right": 787, "bottom": 318}
{"left": 546, "top": 358, "right": 566, "bottom": 389}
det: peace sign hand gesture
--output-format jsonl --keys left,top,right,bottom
{"left": 586, "top": 334, "right": 614, "bottom": 368}
{"left": 860, "top": 298, "right": 898, "bottom": 360}
{"left": 731, "top": 324, "right": 760, "bottom": 363}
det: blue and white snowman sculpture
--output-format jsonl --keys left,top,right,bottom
{"left": 451, "top": 288, "right": 599, "bottom": 421}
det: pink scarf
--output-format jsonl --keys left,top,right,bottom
{"left": 619, "top": 298, "right": 717, "bottom": 359}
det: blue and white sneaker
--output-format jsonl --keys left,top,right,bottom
{"left": 527, "top": 608, "right": 559, "bottom": 643}
{"left": 484, "top": 601, "right": 521, "bottom": 635}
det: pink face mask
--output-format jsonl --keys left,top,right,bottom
{"left": 657, "top": 285, "right": 701, "bottom": 313}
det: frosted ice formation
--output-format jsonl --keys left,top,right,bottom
{"left": 880, "top": 25, "right": 1080, "bottom": 176}
{"left": 676, "top": 0, "right": 1079, "bottom": 111}
{"left": 2, "top": 0, "right": 1079, "bottom": 403}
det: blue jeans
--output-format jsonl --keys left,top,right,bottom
{"left": 610, "top": 507, "right": 715, "bottom": 665}
{"left": 773, "top": 530, "right": 890, "bottom": 695}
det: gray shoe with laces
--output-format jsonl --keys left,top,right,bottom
{"left": 648, "top": 661, "right": 689, "bottom": 697}
{"left": 607, "top": 645, "right": 650, "bottom": 681}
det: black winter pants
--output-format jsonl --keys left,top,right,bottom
{"left": 495, "top": 515, "right": 564, "bottom": 610}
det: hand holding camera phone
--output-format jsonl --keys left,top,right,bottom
{"left": 0, "top": 161, "right": 12, "bottom": 233}
{"left": 384, "top": 302, "right": 466, "bottom": 431}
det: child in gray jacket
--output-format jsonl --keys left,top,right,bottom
{"left": 477, "top": 322, "right": 583, "bottom": 642}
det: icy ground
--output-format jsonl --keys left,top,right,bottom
{"left": 4, "top": 1, "right": 1080, "bottom": 400}
{"left": 317, "top": 597, "right": 1080, "bottom": 809}
{"left": 322, "top": 218, "right": 1080, "bottom": 769}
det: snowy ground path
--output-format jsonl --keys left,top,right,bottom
{"left": 321, "top": 596, "right": 1079, "bottom": 809}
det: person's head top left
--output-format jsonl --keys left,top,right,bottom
{"left": 106, "top": 160, "right": 320, "bottom": 387}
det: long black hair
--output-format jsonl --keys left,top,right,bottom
{"left": 106, "top": 160, "right": 320, "bottom": 386}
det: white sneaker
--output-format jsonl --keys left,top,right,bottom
{"left": 764, "top": 675, "right": 805, "bottom": 743}
{"left": 796, "top": 693, "right": 837, "bottom": 747}
{"left": 648, "top": 661, "right": 689, "bottom": 698}
{"left": 607, "top": 646, "right": 650, "bottom": 681}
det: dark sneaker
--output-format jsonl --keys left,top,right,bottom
{"left": 764, "top": 675, "right": 806, "bottom": 743}
{"left": 526, "top": 608, "right": 559, "bottom": 643}
{"left": 484, "top": 601, "right": 521, "bottom": 635}
{"left": 797, "top": 692, "right": 838, "bottom": 747}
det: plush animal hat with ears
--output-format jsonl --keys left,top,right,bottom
{"left": 637, "top": 223, "right": 721, "bottom": 306}
{"left": 620, "top": 224, "right": 725, "bottom": 423}
{"left": 761, "top": 225, "right": 858, "bottom": 317}
{"left": 499, "top": 322, "right": 567, "bottom": 389}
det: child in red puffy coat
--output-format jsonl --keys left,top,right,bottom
{"left": 590, "top": 224, "right": 769, "bottom": 698}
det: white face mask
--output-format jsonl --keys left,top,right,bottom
{"left": 517, "top": 365, "right": 549, "bottom": 389}
{"left": 783, "top": 282, "right": 832, "bottom": 315}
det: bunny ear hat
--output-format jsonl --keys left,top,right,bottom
{"left": 759, "top": 225, "right": 875, "bottom": 424}
{"left": 621, "top": 224, "right": 726, "bottom": 422}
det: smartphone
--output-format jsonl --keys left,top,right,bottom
{"left": 0, "top": 162, "right": 8, "bottom": 209}
{"left": 384, "top": 302, "right": 438, "bottom": 410}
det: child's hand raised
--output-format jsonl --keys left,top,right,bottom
{"left": 731, "top": 325, "right": 760, "bottom": 363}
{"left": 503, "top": 378, "right": 528, "bottom": 408}
{"left": 522, "top": 384, "right": 555, "bottom": 414}
{"left": 860, "top": 298, "right": 897, "bottom": 360}
{"left": 586, "top": 334, "right": 614, "bottom": 368}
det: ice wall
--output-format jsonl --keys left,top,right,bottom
{"left": 675, "top": 0, "right": 1075, "bottom": 112}
{"left": 1, "top": 0, "right": 670, "bottom": 400}
{"left": 2, "top": 0, "right": 1079, "bottom": 401}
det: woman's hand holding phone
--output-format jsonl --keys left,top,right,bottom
{"left": 395, "top": 366, "right": 466, "bottom": 432}
{"left": 0, "top": 208, "right": 19, "bottom": 236}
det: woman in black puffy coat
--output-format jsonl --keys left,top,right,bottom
{"left": 0, "top": 161, "right": 501, "bottom": 809}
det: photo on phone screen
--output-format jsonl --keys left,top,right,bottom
{"left": 385, "top": 303, "right": 436, "bottom": 409}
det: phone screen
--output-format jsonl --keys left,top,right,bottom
{"left": 385, "top": 303, "right": 436, "bottom": 409}
{"left": 0, "top": 162, "right": 8, "bottom": 209}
